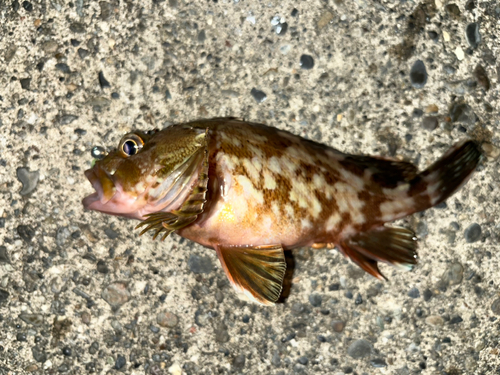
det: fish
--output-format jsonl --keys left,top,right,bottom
{"left": 82, "top": 118, "right": 482, "bottom": 305}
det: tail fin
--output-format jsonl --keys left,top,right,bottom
{"left": 410, "top": 140, "right": 482, "bottom": 210}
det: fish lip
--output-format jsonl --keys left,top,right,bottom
{"left": 82, "top": 166, "right": 115, "bottom": 210}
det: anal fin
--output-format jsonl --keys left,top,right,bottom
{"left": 216, "top": 244, "right": 286, "bottom": 306}
{"left": 339, "top": 226, "right": 418, "bottom": 280}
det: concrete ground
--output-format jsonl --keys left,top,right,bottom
{"left": 1, "top": 0, "right": 499, "bottom": 374}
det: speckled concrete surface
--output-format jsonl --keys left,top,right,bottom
{"left": 1, "top": 0, "right": 499, "bottom": 374}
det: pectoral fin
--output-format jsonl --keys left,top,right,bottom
{"left": 216, "top": 244, "right": 286, "bottom": 306}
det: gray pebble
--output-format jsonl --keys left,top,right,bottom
{"left": 408, "top": 287, "right": 420, "bottom": 298}
{"left": 308, "top": 293, "right": 322, "bottom": 307}
{"left": 410, "top": 60, "right": 427, "bottom": 88}
{"left": 347, "top": 339, "right": 373, "bottom": 359}
{"left": 443, "top": 64, "right": 456, "bottom": 75}
{"left": 214, "top": 322, "right": 230, "bottom": 343}
{"left": 0, "top": 245, "right": 10, "bottom": 263}
{"left": 32, "top": 346, "right": 47, "bottom": 363}
{"left": 156, "top": 311, "right": 179, "bottom": 328}
{"left": 58, "top": 114, "right": 78, "bottom": 125}
{"left": 473, "top": 65, "right": 490, "bottom": 91}
{"left": 491, "top": 298, "right": 500, "bottom": 315}
{"left": 70, "top": 22, "right": 86, "bottom": 33}
{"left": 371, "top": 358, "right": 387, "bottom": 368}
{"left": 271, "top": 350, "right": 281, "bottom": 366}
{"left": 188, "top": 254, "right": 213, "bottom": 274}
{"left": 77, "top": 48, "right": 89, "bottom": 59}
{"left": 55, "top": 63, "right": 70, "bottom": 73}
{"left": 464, "top": 223, "right": 481, "bottom": 243}
{"left": 300, "top": 54, "right": 314, "bottom": 70}
{"left": 449, "top": 102, "right": 476, "bottom": 125}
{"left": 19, "top": 313, "right": 44, "bottom": 326}
{"left": 197, "top": 30, "right": 206, "bottom": 43}
{"left": 88, "top": 341, "right": 99, "bottom": 354}
{"left": 465, "top": 22, "right": 481, "bottom": 48}
{"left": 96, "top": 260, "right": 109, "bottom": 274}
{"left": 104, "top": 227, "right": 119, "bottom": 239}
{"left": 232, "top": 354, "right": 246, "bottom": 369}
{"left": 17, "top": 167, "right": 39, "bottom": 195}
{"left": 56, "top": 226, "right": 71, "bottom": 247}
{"left": 250, "top": 88, "right": 267, "bottom": 103}
{"left": 422, "top": 116, "right": 438, "bottom": 131}
{"left": 331, "top": 320, "right": 345, "bottom": 333}
{"left": 102, "top": 282, "right": 130, "bottom": 309}
{"left": 115, "top": 355, "right": 126, "bottom": 370}
{"left": 423, "top": 288, "right": 433, "bottom": 301}
{"left": 442, "top": 262, "right": 464, "bottom": 286}
{"left": 20, "top": 78, "right": 31, "bottom": 90}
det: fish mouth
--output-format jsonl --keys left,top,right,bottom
{"left": 82, "top": 165, "right": 118, "bottom": 211}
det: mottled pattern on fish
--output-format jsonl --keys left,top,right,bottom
{"left": 83, "top": 118, "right": 482, "bottom": 305}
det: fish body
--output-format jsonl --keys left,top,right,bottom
{"left": 83, "top": 118, "right": 482, "bottom": 305}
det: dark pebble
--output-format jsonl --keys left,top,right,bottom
{"left": 96, "top": 260, "right": 109, "bottom": 274}
{"left": 442, "top": 262, "right": 464, "bottom": 286}
{"left": 115, "top": 355, "right": 126, "bottom": 370}
{"left": 443, "top": 64, "right": 456, "bottom": 75}
{"left": 450, "top": 316, "right": 463, "bottom": 324}
{"left": 12, "top": 0, "right": 19, "bottom": 11}
{"left": 347, "top": 339, "right": 373, "bottom": 359}
{"left": 355, "top": 293, "right": 363, "bottom": 304}
{"left": 410, "top": 60, "right": 427, "bottom": 88}
{"left": 491, "top": 298, "right": 500, "bottom": 315}
{"left": 16, "top": 332, "right": 27, "bottom": 341}
{"left": 104, "top": 227, "right": 119, "bottom": 239}
{"left": 465, "top": 0, "right": 475, "bottom": 11}
{"left": 427, "top": 30, "right": 439, "bottom": 41}
{"left": 197, "top": 30, "right": 206, "bottom": 43}
{"left": 149, "top": 325, "right": 160, "bottom": 333}
{"left": 36, "top": 61, "right": 44, "bottom": 71}
{"left": 111, "top": 92, "right": 120, "bottom": 99}
{"left": 423, "top": 288, "right": 433, "bottom": 301}
{"left": 297, "top": 356, "right": 308, "bottom": 365}
{"left": 422, "top": 116, "right": 438, "bottom": 131}
{"left": 466, "top": 23, "right": 481, "bottom": 48}
{"left": 20, "top": 78, "right": 31, "bottom": 90}
{"left": 291, "top": 8, "right": 298, "bottom": 17}
{"left": 308, "top": 293, "right": 322, "bottom": 307}
{"left": 232, "top": 354, "right": 246, "bottom": 369}
{"left": 98, "top": 71, "right": 111, "bottom": 89}
{"left": 188, "top": 254, "right": 213, "bottom": 274}
{"left": 0, "top": 218, "right": 5, "bottom": 229}
{"left": 299, "top": 54, "right": 314, "bottom": 70}
{"left": 77, "top": 48, "right": 89, "bottom": 59}
{"left": 62, "top": 347, "right": 72, "bottom": 356}
{"left": 474, "top": 65, "right": 490, "bottom": 91}
{"left": 0, "top": 289, "right": 9, "bottom": 302}
{"left": 0, "top": 246, "right": 10, "bottom": 263}
{"left": 17, "top": 224, "right": 35, "bottom": 242}
{"left": 70, "top": 22, "right": 86, "bottom": 33}
{"left": 464, "top": 223, "right": 481, "bottom": 243}
{"left": 370, "top": 358, "right": 387, "bottom": 368}
{"left": 70, "top": 39, "right": 80, "bottom": 46}
{"left": 89, "top": 341, "right": 99, "bottom": 355}
{"left": 32, "top": 346, "right": 47, "bottom": 363}
{"left": 91, "top": 146, "right": 106, "bottom": 160}
{"left": 57, "top": 364, "right": 69, "bottom": 373}
{"left": 16, "top": 167, "right": 39, "bottom": 195}
{"left": 22, "top": 1, "right": 33, "bottom": 11}
{"left": 55, "top": 63, "right": 70, "bottom": 73}
{"left": 19, "top": 313, "right": 44, "bottom": 326}
{"left": 214, "top": 323, "right": 230, "bottom": 343}
{"left": 250, "top": 88, "right": 267, "bottom": 103}
{"left": 408, "top": 287, "right": 420, "bottom": 298}
{"left": 329, "top": 283, "right": 340, "bottom": 291}
{"left": 345, "top": 290, "right": 353, "bottom": 299}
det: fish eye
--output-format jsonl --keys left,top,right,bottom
{"left": 119, "top": 134, "right": 144, "bottom": 157}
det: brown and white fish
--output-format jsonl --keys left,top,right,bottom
{"left": 82, "top": 118, "right": 482, "bottom": 305}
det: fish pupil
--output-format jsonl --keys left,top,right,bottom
{"left": 123, "top": 140, "right": 138, "bottom": 156}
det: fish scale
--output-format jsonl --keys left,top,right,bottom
{"left": 83, "top": 117, "right": 483, "bottom": 305}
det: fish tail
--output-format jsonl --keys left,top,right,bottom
{"left": 409, "top": 140, "right": 482, "bottom": 211}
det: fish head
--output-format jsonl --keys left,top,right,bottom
{"left": 82, "top": 125, "right": 209, "bottom": 220}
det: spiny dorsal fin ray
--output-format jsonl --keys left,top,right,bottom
{"left": 216, "top": 244, "right": 286, "bottom": 306}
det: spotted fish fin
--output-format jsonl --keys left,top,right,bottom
{"left": 216, "top": 244, "right": 286, "bottom": 306}
{"left": 339, "top": 226, "right": 418, "bottom": 280}
{"left": 410, "top": 140, "right": 482, "bottom": 209}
